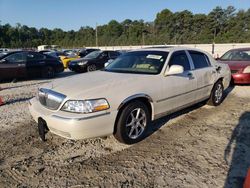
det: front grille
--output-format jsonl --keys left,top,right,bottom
{"left": 38, "top": 88, "right": 66, "bottom": 110}
{"left": 231, "top": 70, "right": 239, "bottom": 74}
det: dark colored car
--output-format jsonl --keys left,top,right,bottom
{"left": 218, "top": 48, "right": 250, "bottom": 84}
{"left": 44, "top": 51, "right": 68, "bottom": 60}
{"left": 68, "top": 50, "right": 121, "bottom": 73}
{"left": 78, "top": 48, "right": 100, "bottom": 58}
{"left": 0, "top": 51, "right": 64, "bottom": 81}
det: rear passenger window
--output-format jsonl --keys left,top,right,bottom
{"left": 109, "top": 51, "right": 120, "bottom": 59}
{"left": 189, "top": 51, "right": 210, "bottom": 69}
{"left": 27, "top": 52, "right": 45, "bottom": 61}
{"left": 168, "top": 51, "right": 190, "bottom": 71}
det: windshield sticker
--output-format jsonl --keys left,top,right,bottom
{"left": 146, "top": 54, "right": 162, "bottom": 60}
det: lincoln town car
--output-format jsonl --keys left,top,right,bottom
{"left": 29, "top": 47, "right": 231, "bottom": 144}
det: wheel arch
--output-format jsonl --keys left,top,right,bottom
{"left": 113, "top": 94, "right": 154, "bottom": 134}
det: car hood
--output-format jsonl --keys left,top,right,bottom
{"left": 219, "top": 60, "right": 250, "bottom": 70}
{"left": 44, "top": 71, "right": 157, "bottom": 100}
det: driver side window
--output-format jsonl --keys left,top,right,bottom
{"left": 168, "top": 51, "right": 190, "bottom": 71}
{"left": 5, "top": 52, "right": 26, "bottom": 63}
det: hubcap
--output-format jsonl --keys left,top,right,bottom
{"left": 88, "top": 65, "right": 96, "bottom": 72}
{"left": 214, "top": 84, "right": 223, "bottom": 103}
{"left": 126, "top": 108, "right": 147, "bottom": 139}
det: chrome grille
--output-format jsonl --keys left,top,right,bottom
{"left": 38, "top": 88, "right": 66, "bottom": 110}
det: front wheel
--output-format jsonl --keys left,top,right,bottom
{"left": 114, "top": 101, "right": 150, "bottom": 144}
{"left": 207, "top": 80, "right": 224, "bottom": 106}
{"left": 87, "top": 64, "right": 96, "bottom": 72}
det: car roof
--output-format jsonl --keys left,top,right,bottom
{"left": 132, "top": 46, "right": 206, "bottom": 53}
{"left": 227, "top": 48, "right": 250, "bottom": 51}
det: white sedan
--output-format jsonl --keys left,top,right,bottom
{"left": 29, "top": 47, "right": 231, "bottom": 144}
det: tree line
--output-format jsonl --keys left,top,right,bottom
{"left": 0, "top": 6, "right": 249, "bottom": 48}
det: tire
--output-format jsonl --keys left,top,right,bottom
{"left": 114, "top": 101, "right": 150, "bottom": 144}
{"left": 207, "top": 80, "right": 224, "bottom": 106}
{"left": 41, "top": 66, "right": 55, "bottom": 78}
{"left": 87, "top": 64, "right": 96, "bottom": 72}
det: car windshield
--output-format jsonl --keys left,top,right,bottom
{"left": 0, "top": 52, "right": 8, "bottom": 58}
{"left": 104, "top": 51, "right": 168, "bottom": 74}
{"left": 220, "top": 50, "right": 250, "bottom": 61}
{"left": 84, "top": 50, "right": 102, "bottom": 59}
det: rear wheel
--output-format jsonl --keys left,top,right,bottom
{"left": 207, "top": 80, "right": 224, "bottom": 106}
{"left": 41, "top": 66, "right": 55, "bottom": 78}
{"left": 114, "top": 101, "right": 150, "bottom": 144}
{"left": 87, "top": 64, "right": 96, "bottom": 72}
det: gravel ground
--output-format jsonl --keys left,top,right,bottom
{"left": 0, "top": 71, "right": 250, "bottom": 188}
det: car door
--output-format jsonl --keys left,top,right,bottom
{"left": 26, "top": 52, "right": 47, "bottom": 77}
{"left": 0, "top": 52, "right": 27, "bottom": 79}
{"left": 157, "top": 50, "right": 197, "bottom": 115}
{"left": 96, "top": 51, "right": 109, "bottom": 69}
{"left": 187, "top": 50, "right": 217, "bottom": 100}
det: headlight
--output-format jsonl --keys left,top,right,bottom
{"left": 243, "top": 66, "right": 250, "bottom": 73}
{"left": 61, "top": 99, "right": 109, "bottom": 113}
{"left": 78, "top": 61, "right": 87, "bottom": 66}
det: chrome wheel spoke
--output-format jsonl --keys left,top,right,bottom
{"left": 215, "top": 84, "right": 223, "bottom": 103}
{"left": 126, "top": 122, "right": 133, "bottom": 127}
{"left": 135, "top": 108, "right": 141, "bottom": 119}
{"left": 128, "top": 126, "right": 135, "bottom": 137}
{"left": 138, "top": 122, "right": 145, "bottom": 130}
{"left": 135, "top": 127, "right": 139, "bottom": 137}
{"left": 138, "top": 115, "right": 145, "bottom": 122}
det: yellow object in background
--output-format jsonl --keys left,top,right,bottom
{"left": 60, "top": 55, "right": 80, "bottom": 69}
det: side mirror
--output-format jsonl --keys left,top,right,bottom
{"left": 215, "top": 57, "right": 220, "bottom": 60}
{"left": 165, "top": 65, "right": 184, "bottom": 76}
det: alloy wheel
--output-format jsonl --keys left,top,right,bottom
{"left": 214, "top": 83, "right": 223, "bottom": 103}
{"left": 125, "top": 108, "right": 147, "bottom": 139}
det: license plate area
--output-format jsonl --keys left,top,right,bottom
{"left": 38, "top": 117, "right": 49, "bottom": 141}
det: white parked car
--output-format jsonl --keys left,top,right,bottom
{"left": 29, "top": 47, "right": 231, "bottom": 144}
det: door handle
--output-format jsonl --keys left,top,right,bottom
{"left": 216, "top": 66, "right": 221, "bottom": 72}
{"left": 187, "top": 72, "right": 195, "bottom": 80}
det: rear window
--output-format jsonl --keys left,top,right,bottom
{"left": 189, "top": 51, "right": 210, "bottom": 69}
{"left": 27, "top": 52, "right": 45, "bottom": 61}
{"left": 220, "top": 50, "right": 250, "bottom": 61}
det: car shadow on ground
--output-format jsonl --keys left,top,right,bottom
{"left": 0, "top": 81, "right": 50, "bottom": 90}
{"left": 0, "top": 70, "right": 76, "bottom": 84}
{"left": 3, "top": 97, "right": 33, "bottom": 105}
{"left": 224, "top": 111, "right": 250, "bottom": 188}
{"left": 146, "top": 85, "right": 235, "bottom": 139}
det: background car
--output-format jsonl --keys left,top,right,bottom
{"left": 44, "top": 51, "right": 66, "bottom": 60}
{"left": 0, "top": 51, "right": 64, "bottom": 81}
{"left": 59, "top": 52, "right": 80, "bottom": 69}
{"left": 78, "top": 48, "right": 100, "bottom": 58}
{"left": 41, "top": 49, "right": 81, "bottom": 69}
{"left": 218, "top": 48, "right": 250, "bottom": 84}
{"left": 68, "top": 50, "right": 121, "bottom": 73}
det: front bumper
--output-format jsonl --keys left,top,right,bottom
{"left": 68, "top": 63, "right": 87, "bottom": 72}
{"left": 232, "top": 73, "right": 250, "bottom": 84}
{"left": 28, "top": 98, "right": 117, "bottom": 140}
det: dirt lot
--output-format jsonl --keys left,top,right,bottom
{"left": 0, "top": 72, "right": 250, "bottom": 188}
